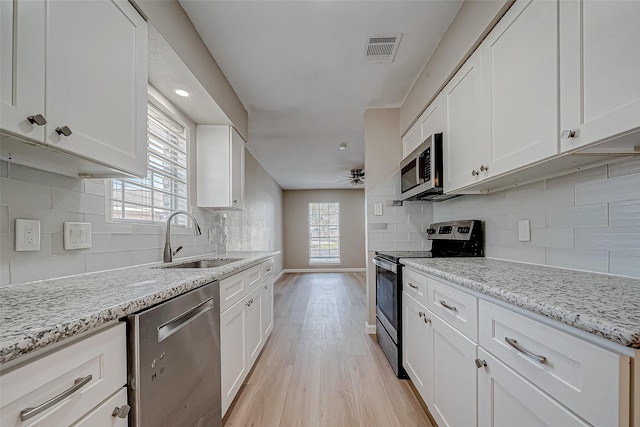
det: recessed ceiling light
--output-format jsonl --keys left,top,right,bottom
{"left": 175, "top": 89, "right": 190, "bottom": 97}
{"left": 339, "top": 142, "right": 347, "bottom": 150}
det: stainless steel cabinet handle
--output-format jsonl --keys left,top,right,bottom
{"left": 264, "top": 285, "right": 268, "bottom": 290}
{"left": 112, "top": 404, "right": 131, "bottom": 418}
{"left": 471, "top": 170, "right": 479, "bottom": 176}
{"left": 561, "top": 129, "right": 576, "bottom": 139}
{"left": 475, "top": 358, "right": 487, "bottom": 368}
{"left": 424, "top": 316, "right": 431, "bottom": 324}
{"left": 27, "top": 114, "right": 47, "bottom": 126}
{"left": 505, "top": 337, "right": 547, "bottom": 364}
{"left": 233, "top": 200, "right": 238, "bottom": 203}
{"left": 439, "top": 300, "right": 457, "bottom": 312}
{"left": 408, "top": 283, "right": 419, "bottom": 290}
{"left": 418, "top": 311, "right": 425, "bottom": 317}
{"left": 20, "top": 375, "right": 93, "bottom": 421}
{"left": 55, "top": 125, "right": 72, "bottom": 137}
{"left": 480, "top": 165, "right": 489, "bottom": 172}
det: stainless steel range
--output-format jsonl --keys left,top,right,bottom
{"left": 373, "top": 220, "right": 483, "bottom": 378}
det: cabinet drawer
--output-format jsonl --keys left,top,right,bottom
{"left": 479, "top": 300, "right": 629, "bottom": 427}
{"left": 261, "top": 258, "right": 274, "bottom": 281}
{"left": 71, "top": 387, "right": 128, "bottom": 427}
{"left": 427, "top": 277, "right": 478, "bottom": 341}
{"left": 0, "top": 323, "right": 126, "bottom": 427}
{"left": 220, "top": 273, "right": 246, "bottom": 313}
{"left": 402, "top": 267, "right": 428, "bottom": 307}
{"left": 245, "top": 264, "right": 263, "bottom": 292}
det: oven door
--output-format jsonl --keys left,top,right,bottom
{"left": 373, "top": 257, "right": 398, "bottom": 342}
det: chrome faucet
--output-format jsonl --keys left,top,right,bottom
{"left": 164, "top": 210, "right": 202, "bottom": 263}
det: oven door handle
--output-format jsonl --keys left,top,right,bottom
{"left": 372, "top": 257, "right": 396, "bottom": 274}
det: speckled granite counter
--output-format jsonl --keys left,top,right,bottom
{"left": 0, "top": 251, "right": 278, "bottom": 365}
{"left": 400, "top": 258, "right": 640, "bottom": 348}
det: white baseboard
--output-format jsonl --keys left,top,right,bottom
{"left": 273, "top": 270, "right": 285, "bottom": 283}
{"left": 282, "top": 268, "right": 366, "bottom": 273}
{"left": 365, "top": 321, "right": 377, "bottom": 335}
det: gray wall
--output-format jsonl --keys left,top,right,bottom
{"left": 283, "top": 189, "right": 365, "bottom": 270}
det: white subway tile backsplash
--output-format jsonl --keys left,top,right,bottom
{"left": 531, "top": 228, "right": 574, "bottom": 249}
{"left": 83, "top": 179, "right": 106, "bottom": 196}
{"left": 369, "top": 241, "right": 398, "bottom": 251}
{"left": 575, "top": 173, "right": 640, "bottom": 206}
{"left": 10, "top": 255, "right": 85, "bottom": 284}
{"left": 86, "top": 251, "right": 133, "bottom": 273}
{"left": 1, "top": 178, "right": 52, "bottom": 210}
{"left": 130, "top": 248, "right": 163, "bottom": 266}
{"left": 53, "top": 188, "right": 105, "bottom": 215}
{"left": 546, "top": 204, "right": 608, "bottom": 228}
{"left": 382, "top": 232, "right": 409, "bottom": 241}
{"left": 575, "top": 227, "right": 640, "bottom": 251}
{"left": 85, "top": 213, "right": 134, "bottom": 234}
{"left": 609, "top": 200, "right": 640, "bottom": 227}
{"left": 608, "top": 157, "right": 640, "bottom": 178}
{"left": 9, "top": 208, "right": 84, "bottom": 233}
{"left": 610, "top": 252, "right": 640, "bottom": 278}
{"left": 0, "top": 161, "right": 8, "bottom": 178}
{"left": 1, "top": 233, "right": 53, "bottom": 258}
{"left": 368, "top": 232, "right": 384, "bottom": 241}
{"left": 8, "top": 163, "right": 83, "bottom": 192}
{"left": 0, "top": 258, "right": 9, "bottom": 286}
{"left": 0, "top": 206, "right": 8, "bottom": 233}
{"left": 486, "top": 245, "right": 547, "bottom": 265}
{"left": 546, "top": 248, "right": 609, "bottom": 273}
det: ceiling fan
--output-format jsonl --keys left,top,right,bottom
{"left": 338, "top": 168, "right": 365, "bottom": 187}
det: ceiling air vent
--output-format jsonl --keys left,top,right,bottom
{"left": 364, "top": 34, "right": 402, "bottom": 64}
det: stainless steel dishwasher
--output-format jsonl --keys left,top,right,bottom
{"left": 128, "top": 281, "right": 221, "bottom": 427}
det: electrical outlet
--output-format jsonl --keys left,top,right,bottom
{"left": 518, "top": 220, "right": 531, "bottom": 242}
{"left": 374, "top": 203, "right": 383, "bottom": 216}
{"left": 15, "top": 219, "right": 41, "bottom": 251}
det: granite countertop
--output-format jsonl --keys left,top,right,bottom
{"left": 0, "top": 251, "right": 278, "bottom": 366}
{"left": 400, "top": 258, "right": 640, "bottom": 349}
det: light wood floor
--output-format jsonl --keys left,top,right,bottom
{"left": 223, "top": 272, "right": 434, "bottom": 427}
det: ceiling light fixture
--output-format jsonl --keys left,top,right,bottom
{"left": 175, "top": 89, "right": 190, "bottom": 97}
{"left": 339, "top": 142, "right": 347, "bottom": 150}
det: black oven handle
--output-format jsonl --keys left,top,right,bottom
{"left": 372, "top": 257, "right": 396, "bottom": 274}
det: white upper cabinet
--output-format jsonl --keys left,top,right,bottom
{"left": 402, "top": 121, "right": 421, "bottom": 159}
{"left": 559, "top": 0, "right": 640, "bottom": 153}
{"left": 197, "top": 125, "right": 246, "bottom": 211}
{"left": 442, "top": 50, "right": 489, "bottom": 193}
{"left": 481, "top": 0, "right": 559, "bottom": 177}
{"left": 419, "top": 93, "right": 443, "bottom": 142}
{"left": 0, "top": 0, "right": 148, "bottom": 178}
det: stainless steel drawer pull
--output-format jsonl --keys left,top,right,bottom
{"left": 439, "top": 300, "right": 457, "bottom": 312}
{"left": 408, "top": 283, "right": 419, "bottom": 290}
{"left": 418, "top": 311, "right": 425, "bottom": 317}
{"left": 27, "top": 114, "right": 47, "bottom": 126}
{"left": 112, "top": 404, "right": 131, "bottom": 418}
{"left": 475, "top": 358, "right": 487, "bottom": 368}
{"left": 505, "top": 337, "right": 547, "bottom": 364}
{"left": 20, "top": 375, "right": 93, "bottom": 421}
{"left": 55, "top": 125, "right": 72, "bottom": 136}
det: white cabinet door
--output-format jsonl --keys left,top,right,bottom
{"left": 402, "top": 291, "right": 434, "bottom": 407}
{"left": 560, "top": 0, "right": 640, "bottom": 153}
{"left": 419, "top": 93, "right": 442, "bottom": 141}
{"left": 245, "top": 286, "right": 263, "bottom": 367}
{"left": 0, "top": 0, "right": 45, "bottom": 142}
{"left": 261, "top": 278, "right": 274, "bottom": 339}
{"left": 221, "top": 297, "right": 247, "bottom": 416}
{"left": 230, "top": 127, "right": 245, "bottom": 210}
{"left": 477, "top": 349, "right": 590, "bottom": 427}
{"left": 71, "top": 387, "right": 129, "bottom": 427}
{"left": 442, "top": 50, "right": 490, "bottom": 193}
{"left": 481, "top": 0, "right": 559, "bottom": 177}
{"left": 431, "top": 313, "right": 477, "bottom": 427}
{"left": 44, "top": 0, "right": 147, "bottom": 177}
{"left": 402, "top": 122, "right": 421, "bottom": 159}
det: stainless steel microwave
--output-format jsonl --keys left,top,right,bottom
{"left": 400, "top": 133, "right": 451, "bottom": 201}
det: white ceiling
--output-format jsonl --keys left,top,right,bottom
{"left": 178, "top": 0, "right": 463, "bottom": 190}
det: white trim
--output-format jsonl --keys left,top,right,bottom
{"left": 282, "top": 268, "right": 366, "bottom": 273}
{"left": 365, "top": 321, "right": 377, "bottom": 335}
{"left": 273, "top": 270, "right": 285, "bottom": 283}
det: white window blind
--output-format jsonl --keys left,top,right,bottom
{"left": 110, "top": 103, "right": 188, "bottom": 225}
{"left": 308, "top": 202, "right": 340, "bottom": 264}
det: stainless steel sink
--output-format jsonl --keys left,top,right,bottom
{"left": 166, "top": 258, "right": 243, "bottom": 268}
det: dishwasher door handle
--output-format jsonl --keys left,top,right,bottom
{"left": 158, "top": 298, "right": 214, "bottom": 342}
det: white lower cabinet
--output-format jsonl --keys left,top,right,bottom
{"left": 401, "top": 267, "right": 634, "bottom": 427}
{"left": 430, "top": 313, "right": 478, "bottom": 427}
{"left": 220, "top": 258, "right": 275, "bottom": 416}
{"left": 0, "top": 323, "right": 127, "bottom": 427}
{"left": 71, "top": 387, "right": 129, "bottom": 427}
{"left": 477, "top": 349, "right": 589, "bottom": 427}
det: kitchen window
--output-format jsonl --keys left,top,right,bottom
{"left": 308, "top": 202, "right": 340, "bottom": 264}
{"left": 109, "top": 102, "right": 189, "bottom": 225}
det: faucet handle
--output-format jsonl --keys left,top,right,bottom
{"left": 172, "top": 246, "right": 183, "bottom": 256}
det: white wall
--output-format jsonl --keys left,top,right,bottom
{"left": 282, "top": 189, "right": 365, "bottom": 270}
{"left": 433, "top": 158, "right": 640, "bottom": 278}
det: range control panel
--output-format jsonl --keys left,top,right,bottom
{"left": 427, "top": 220, "right": 480, "bottom": 241}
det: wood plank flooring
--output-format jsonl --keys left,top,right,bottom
{"left": 223, "top": 272, "right": 433, "bottom": 427}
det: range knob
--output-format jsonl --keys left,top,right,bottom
{"left": 426, "top": 228, "right": 436, "bottom": 235}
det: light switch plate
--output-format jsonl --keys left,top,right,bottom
{"left": 518, "top": 220, "right": 531, "bottom": 242}
{"left": 64, "top": 222, "right": 92, "bottom": 250}
{"left": 374, "top": 203, "right": 383, "bottom": 216}
{"left": 15, "top": 219, "right": 41, "bottom": 251}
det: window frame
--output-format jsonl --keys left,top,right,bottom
{"left": 308, "top": 202, "right": 341, "bottom": 265}
{"left": 107, "top": 96, "right": 191, "bottom": 227}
